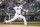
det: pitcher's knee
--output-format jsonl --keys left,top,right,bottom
{"left": 23, "top": 17, "right": 25, "bottom": 19}
{"left": 23, "top": 17, "right": 26, "bottom": 20}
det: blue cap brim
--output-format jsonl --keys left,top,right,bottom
{"left": 16, "top": 3, "right": 20, "bottom": 4}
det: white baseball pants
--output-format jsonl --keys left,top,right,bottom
{"left": 5, "top": 14, "right": 27, "bottom": 25}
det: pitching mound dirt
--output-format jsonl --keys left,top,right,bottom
{"left": 0, "top": 24, "right": 40, "bottom": 27}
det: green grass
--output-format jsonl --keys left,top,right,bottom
{"left": 29, "top": 24, "right": 40, "bottom": 26}
{"left": 13, "top": 24, "right": 40, "bottom": 26}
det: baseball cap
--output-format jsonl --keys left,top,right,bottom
{"left": 16, "top": 3, "right": 20, "bottom": 4}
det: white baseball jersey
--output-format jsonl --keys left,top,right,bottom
{"left": 13, "top": 5, "right": 23, "bottom": 15}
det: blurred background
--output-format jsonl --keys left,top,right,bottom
{"left": 0, "top": 0, "right": 40, "bottom": 23}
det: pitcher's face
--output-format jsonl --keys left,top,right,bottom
{"left": 17, "top": 4, "right": 20, "bottom": 7}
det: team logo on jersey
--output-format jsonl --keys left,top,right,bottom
{"left": 17, "top": 8, "right": 19, "bottom": 10}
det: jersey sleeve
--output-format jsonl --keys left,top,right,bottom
{"left": 21, "top": 9, "right": 23, "bottom": 11}
{"left": 10, "top": 7, "right": 14, "bottom": 10}
{"left": 21, "top": 9, "right": 26, "bottom": 11}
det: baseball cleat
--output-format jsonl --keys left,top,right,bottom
{"left": 4, "top": 22, "right": 6, "bottom": 24}
{"left": 4, "top": 20, "right": 7, "bottom": 24}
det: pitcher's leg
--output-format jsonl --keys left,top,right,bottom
{"left": 23, "top": 17, "right": 27, "bottom": 25}
{"left": 5, "top": 16, "right": 18, "bottom": 23}
{"left": 20, "top": 15, "right": 27, "bottom": 25}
